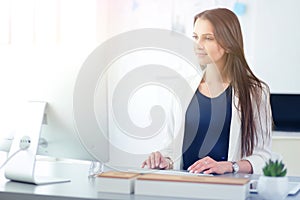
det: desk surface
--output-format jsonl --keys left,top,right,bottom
{"left": 1, "top": 160, "right": 300, "bottom": 200}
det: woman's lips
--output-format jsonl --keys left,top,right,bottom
{"left": 195, "top": 52, "right": 207, "bottom": 56}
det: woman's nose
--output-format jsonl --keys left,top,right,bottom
{"left": 196, "top": 39, "right": 205, "bottom": 49}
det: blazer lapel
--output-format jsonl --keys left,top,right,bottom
{"left": 227, "top": 90, "right": 241, "bottom": 161}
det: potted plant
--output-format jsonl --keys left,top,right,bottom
{"left": 257, "top": 159, "right": 288, "bottom": 200}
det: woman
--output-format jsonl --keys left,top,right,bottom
{"left": 141, "top": 8, "right": 272, "bottom": 174}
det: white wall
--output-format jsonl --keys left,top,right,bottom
{"left": 249, "top": 0, "right": 300, "bottom": 94}
{"left": 272, "top": 133, "right": 300, "bottom": 176}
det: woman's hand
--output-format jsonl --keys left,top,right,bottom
{"left": 187, "top": 156, "right": 232, "bottom": 174}
{"left": 141, "top": 151, "right": 172, "bottom": 169}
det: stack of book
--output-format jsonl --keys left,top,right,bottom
{"left": 135, "top": 173, "right": 249, "bottom": 200}
{"left": 96, "top": 171, "right": 139, "bottom": 194}
{"left": 96, "top": 171, "right": 250, "bottom": 199}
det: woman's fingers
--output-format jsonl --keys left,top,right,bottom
{"left": 188, "top": 157, "right": 232, "bottom": 174}
{"left": 155, "top": 151, "right": 161, "bottom": 167}
{"left": 141, "top": 151, "right": 168, "bottom": 169}
{"left": 188, "top": 156, "right": 215, "bottom": 173}
{"left": 150, "top": 152, "right": 156, "bottom": 168}
{"left": 159, "top": 156, "right": 168, "bottom": 169}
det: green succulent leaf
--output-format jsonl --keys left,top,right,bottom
{"left": 262, "top": 159, "right": 287, "bottom": 177}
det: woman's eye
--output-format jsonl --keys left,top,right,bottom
{"left": 205, "top": 36, "right": 214, "bottom": 41}
{"left": 192, "top": 35, "right": 198, "bottom": 40}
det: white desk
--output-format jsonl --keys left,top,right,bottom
{"left": 1, "top": 160, "right": 300, "bottom": 200}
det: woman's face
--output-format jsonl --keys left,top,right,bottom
{"left": 193, "top": 18, "right": 226, "bottom": 68}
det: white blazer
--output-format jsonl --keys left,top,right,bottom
{"left": 161, "top": 73, "right": 272, "bottom": 174}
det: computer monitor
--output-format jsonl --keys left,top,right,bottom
{"left": 1, "top": 28, "right": 202, "bottom": 181}
{"left": 0, "top": 46, "right": 109, "bottom": 184}
{"left": 270, "top": 94, "right": 300, "bottom": 132}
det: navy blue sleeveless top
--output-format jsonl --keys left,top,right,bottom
{"left": 182, "top": 86, "right": 232, "bottom": 170}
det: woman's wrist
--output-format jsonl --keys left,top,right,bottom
{"left": 227, "top": 160, "right": 253, "bottom": 174}
{"left": 226, "top": 161, "right": 234, "bottom": 173}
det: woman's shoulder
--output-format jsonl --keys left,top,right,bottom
{"left": 252, "top": 81, "right": 270, "bottom": 97}
{"left": 260, "top": 82, "right": 270, "bottom": 97}
{"left": 251, "top": 82, "right": 270, "bottom": 106}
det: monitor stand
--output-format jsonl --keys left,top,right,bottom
{"left": 4, "top": 101, "right": 70, "bottom": 185}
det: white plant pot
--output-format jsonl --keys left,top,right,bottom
{"left": 257, "top": 176, "right": 289, "bottom": 200}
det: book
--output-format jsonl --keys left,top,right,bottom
{"left": 135, "top": 173, "right": 250, "bottom": 200}
{"left": 96, "top": 171, "right": 140, "bottom": 194}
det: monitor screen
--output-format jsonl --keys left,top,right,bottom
{"left": 270, "top": 94, "right": 300, "bottom": 132}
{"left": 0, "top": 46, "right": 109, "bottom": 163}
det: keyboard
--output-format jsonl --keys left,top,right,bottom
{"left": 153, "top": 169, "right": 213, "bottom": 176}
{"left": 126, "top": 168, "right": 213, "bottom": 177}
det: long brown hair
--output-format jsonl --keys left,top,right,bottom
{"left": 194, "top": 8, "right": 269, "bottom": 157}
